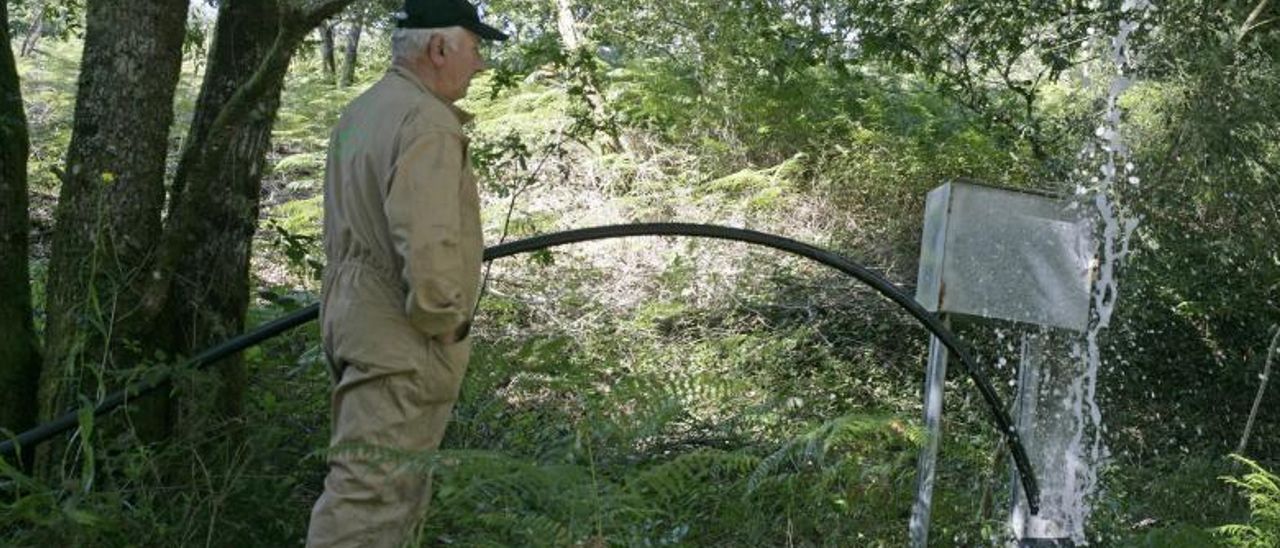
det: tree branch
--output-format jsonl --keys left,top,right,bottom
{"left": 1238, "top": 0, "right": 1272, "bottom": 43}
{"left": 298, "top": 0, "right": 358, "bottom": 28}
{"left": 1236, "top": 325, "right": 1280, "bottom": 455}
{"left": 202, "top": 0, "right": 355, "bottom": 147}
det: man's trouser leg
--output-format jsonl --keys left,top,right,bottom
{"left": 306, "top": 344, "right": 468, "bottom": 548}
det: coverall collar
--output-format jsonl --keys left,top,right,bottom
{"left": 389, "top": 64, "right": 475, "bottom": 125}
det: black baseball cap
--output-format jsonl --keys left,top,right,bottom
{"left": 396, "top": 0, "right": 509, "bottom": 41}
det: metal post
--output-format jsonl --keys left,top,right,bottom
{"left": 1010, "top": 331, "right": 1042, "bottom": 540}
{"left": 910, "top": 317, "right": 950, "bottom": 547}
{"left": 1011, "top": 330, "right": 1077, "bottom": 546}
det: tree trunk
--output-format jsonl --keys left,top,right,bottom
{"left": 0, "top": 0, "right": 42, "bottom": 469}
{"left": 150, "top": 0, "right": 357, "bottom": 433}
{"left": 319, "top": 22, "right": 336, "bottom": 80}
{"left": 39, "top": 0, "right": 188, "bottom": 451}
{"left": 338, "top": 19, "right": 361, "bottom": 87}
{"left": 19, "top": 3, "right": 45, "bottom": 58}
{"left": 169, "top": 0, "right": 284, "bottom": 219}
{"left": 147, "top": 0, "right": 284, "bottom": 433}
{"left": 808, "top": 0, "right": 824, "bottom": 36}
{"left": 554, "top": 0, "right": 581, "bottom": 50}
{"left": 549, "top": 0, "right": 621, "bottom": 151}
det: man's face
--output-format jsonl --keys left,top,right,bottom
{"left": 432, "top": 31, "right": 486, "bottom": 102}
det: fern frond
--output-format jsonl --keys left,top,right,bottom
{"left": 627, "top": 449, "right": 759, "bottom": 501}
{"left": 1217, "top": 455, "right": 1280, "bottom": 547}
{"left": 475, "top": 511, "right": 573, "bottom": 547}
{"left": 745, "top": 413, "right": 918, "bottom": 495}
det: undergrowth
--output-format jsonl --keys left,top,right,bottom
{"left": 6, "top": 22, "right": 1269, "bottom": 547}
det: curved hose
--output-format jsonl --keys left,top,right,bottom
{"left": 0, "top": 223, "right": 1040, "bottom": 513}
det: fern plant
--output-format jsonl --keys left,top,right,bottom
{"left": 1215, "top": 455, "right": 1280, "bottom": 547}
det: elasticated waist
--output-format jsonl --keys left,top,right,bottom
{"left": 326, "top": 257, "right": 400, "bottom": 287}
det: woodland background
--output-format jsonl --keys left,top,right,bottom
{"left": 1, "top": 0, "right": 1279, "bottom": 545}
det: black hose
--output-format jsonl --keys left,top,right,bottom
{"left": 0, "top": 222, "right": 1040, "bottom": 513}
{"left": 0, "top": 305, "right": 318, "bottom": 460}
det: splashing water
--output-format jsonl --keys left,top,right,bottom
{"left": 1057, "top": 0, "right": 1152, "bottom": 543}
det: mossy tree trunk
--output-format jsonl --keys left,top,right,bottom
{"left": 36, "top": 0, "right": 358, "bottom": 465}
{"left": 319, "top": 22, "right": 337, "bottom": 80}
{"left": 141, "top": 0, "right": 286, "bottom": 434}
{"left": 149, "top": 0, "right": 357, "bottom": 434}
{"left": 39, "top": 0, "right": 188, "bottom": 452}
{"left": 339, "top": 17, "right": 362, "bottom": 87}
{"left": 0, "top": 0, "right": 42, "bottom": 469}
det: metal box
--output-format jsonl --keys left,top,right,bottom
{"left": 915, "top": 182, "right": 1094, "bottom": 332}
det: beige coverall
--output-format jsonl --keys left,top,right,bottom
{"left": 307, "top": 65, "right": 484, "bottom": 548}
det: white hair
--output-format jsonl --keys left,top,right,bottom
{"left": 391, "top": 27, "right": 469, "bottom": 63}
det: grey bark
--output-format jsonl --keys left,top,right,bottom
{"left": 1236, "top": 326, "right": 1280, "bottom": 455}
{"left": 19, "top": 3, "right": 45, "bottom": 57}
{"left": 152, "top": 0, "right": 286, "bottom": 430}
{"left": 319, "top": 22, "right": 336, "bottom": 79}
{"left": 151, "top": 0, "right": 358, "bottom": 430}
{"left": 554, "top": 0, "right": 581, "bottom": 50}
{"left": 1239, "top": 0, "right": 1272, "bottom": 42}
{"left": 40, "top": 0, "right": 188, "bottom": 447}
{"left": 339, "top": 19, "right": 361, "bottom": 87}
{"left": 0, "top": 0, "right": 42, "bottom": 469}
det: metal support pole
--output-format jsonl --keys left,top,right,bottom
{"left": 910, "top": 316, "right": 950, "bottom": 547}
{"left": 1010, "top": 331, "right": 1043, "bottom": 540}
{"left": 1011, "top": 330, "right": 1076, "bottom": 546}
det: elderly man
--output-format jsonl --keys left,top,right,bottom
{"left": 306, "top": 1, "right": 506, "bottom": 546}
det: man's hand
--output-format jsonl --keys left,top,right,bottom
{"left": 434, "top": 320, "right": 471, "bottom": 345}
